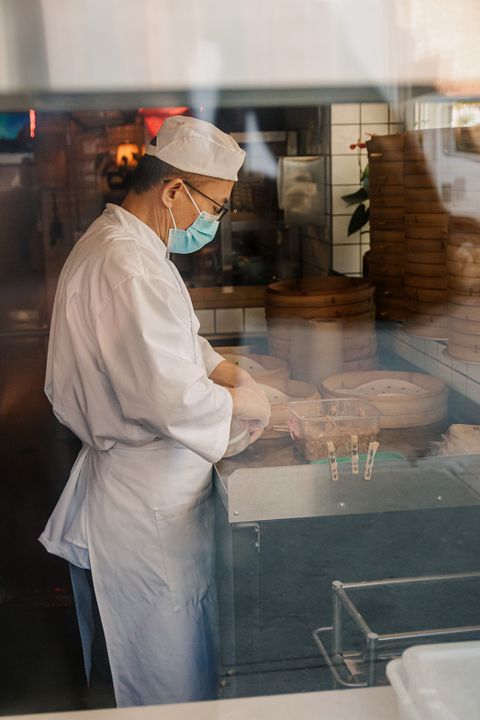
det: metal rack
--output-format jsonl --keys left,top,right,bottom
{"left": 313, "top": 571, "right": 480, "bottom": 688}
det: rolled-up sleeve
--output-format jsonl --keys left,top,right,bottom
{"left": 95, "top": 276, "right": 232, "bottom": 463}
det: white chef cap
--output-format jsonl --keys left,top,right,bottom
{"left": 145, "top": 116, "right": 245, "bottom": 181}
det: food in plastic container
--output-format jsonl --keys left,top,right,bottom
{"left": 287, "top": 398, "right": 380, "bottom": 461}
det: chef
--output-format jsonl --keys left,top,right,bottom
{"left": 39, "top": 116, "right": 270, "bottom": 708}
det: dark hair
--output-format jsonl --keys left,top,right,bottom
{"left": 131, "top": 153, "right": 209, "bottom": 195}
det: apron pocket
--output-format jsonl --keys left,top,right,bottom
{"left": 154, "top": 486, "right": 215, "bottom": 613}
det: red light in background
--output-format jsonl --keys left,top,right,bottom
{"left": 138, "top": 107, "right": 188, "bottom": 140}
{"left": 29, "top": 109, "right": 36, "bottom": 139}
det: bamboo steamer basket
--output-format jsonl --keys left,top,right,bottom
{"left": 447, "top": 260, "right": 480, "bottom": 278}
{"left": 321, "top": 370, "right": 447, "bottom": 429}
{"left": 367, "top": 134, "right": 405, "bottom": 152}
{"left": 404, "top": 160, "right": 441, "bottom": 176}
{"left": 405, "top": 188, "right": 443, "bottom": 202}
{"left": 448, "top": 302, "right": 480, "bottom": 323}
{"left": 406, "top": 239, "right": 446, "bottom": 253}
{"left": 450, "top": 216, "right": 480, "bottom": 233}
{"left": 405, "top": 226, "right": 448, "bottom": 240}
{"left": 406, "top": 275, "right": 447, "bottom": 290}
{"left": 404, "top": 323, "right": 448, "bottom": 340}
{"left": 262, "top": 380, "right": 319, "bottom": 439}
{"left": 447, "top": 317, "right": 480, "bottom": 335}
{"left": 406, "top": 287, "right": 448, "bottom": 303}
{"left": 217, "top": 350, "right": 289, "bottom": 392}
{"left": 407, "top": 201, "right": 447, "bottom": 214}
{"left": 406, "top": 300, "right": 447, "bottom": 316}
{"left": 369, "top": 207, "right": 405, "bottom": 222}
{"left": 376, "top": 286, "right": 407, "bottom": 300}
{"left": 369, "top": 187, "right": 404, "bottom": 200}
{"left": 343, "top": 357, "right": 377, "bottom": 371}
{"left": 447, "top": 246, "right": 480, "bottom": 264}
{"left": 405, "top": 213, "right": 449, "bottom": 228}
{"left": 406, "top": 251, "right": 446, "bottom": 265}
{"left": 449, "top": 293, "right": 480, "bottom": 308}
{"left": 405, "top": 262, "right": 446, "bottom": 278}
{"left": 448, "top": 343, "right": 480, "bottom": 363}
{"left": 404, "top": 174, "right": 437, "bottom": 189}
{"left": 369, "top": 171, "right": 404, "bottom": 186}
{"left": 369, "top": 263, "right": 405, "bottom": 278}
{"left": 343, "top": 337, "right": 377, "bottom": 362}
{"left": 369, "top": 161, "right": 404, "bottom": 176}
{"left": 449, "top": 330, "right": 480, "bottom": 350}
{"left": 373, "top": 275, "right": 405, "bottom": 289}
{"left": 448, "top": 232, "right": 480, "bottom": 248}
{"left": 266, "top": 300, "right": 375, "bottom": 320}
{"left": 448, "top": 276, "right": 480, "bottom": 293}
{"left": 370, "top": 230, "right": 405, "bottom": 243}
{"left": 367, "top": 194, "right": 404, "bottom": 208}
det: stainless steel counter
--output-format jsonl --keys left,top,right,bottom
{"left": 214, "top": 436, "right": 480, "bottom": 524}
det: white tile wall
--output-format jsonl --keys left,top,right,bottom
{"left": 244, "top": 307, "right": 267, "bottom": 333}
{"left": 360, "top": 103, "right": 389, "bottom": 124}
{"left": 331, "top": 103, "right": 360, "bottom": 124}
{"left": 215, "top": 308, "right": 244, "bottom": 334}
{"left": 332, "top": 245, "right": 361, "bottom": 274}
{"left": 195, "top": 309, "right": 215, "bottom": 335}
{"left": 329, "top": 102, "right": 404, "bottom": 278}
{"left": 332, "top": 215, "right": 360, "bottom": 245}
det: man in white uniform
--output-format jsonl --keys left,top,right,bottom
{"left": 39, "top": 116, "right": 270, "bottom": 707}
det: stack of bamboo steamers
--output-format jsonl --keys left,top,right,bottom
{"left": 265, "top": 277, "right": 377, "bottom": 377}
{"left": 403, "top": 130, "right": 449, "bottom": 339}
{"left": 367, "top": 133, "right": 406, "bottom": 320}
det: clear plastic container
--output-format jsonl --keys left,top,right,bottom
{"left": 287, "top": 398, "right": 380, "bottom": 461}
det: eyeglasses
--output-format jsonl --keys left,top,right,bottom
{"left": 163, "top": 178, "right": 229, "bottom": 221}
{"left": 183, "top": 180, "right": 229, "bottom": 221}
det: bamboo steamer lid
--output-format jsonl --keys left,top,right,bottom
{"left": 450, "top": 216, "right": 480, "bottom": 233}
{"left": 405, "top": 188, "right": 442, "bottom": 202}
{"left": 406, "top": 239, "right": 446, "bottom": 253}
{"left": 370, "top": 229, "right": 405, "bottom": 242}
{"left": 405, "top": 213, "right": 450, "bottom": 229}
{"left": 449, "top": 330, "right": 480, "bottom": 350}
{"left": 448, "top": 232, "right": 480, "bottom": 247}
{"left": 406, "top": 275, "right": 447, "bottom": 290}
{"left": 405, "top": 251, "right": 446, "bottom": 265}
{"left": 447, "top": 260, "right": 480, "bottom": 278}
{"left": 448, "top": 276, "right": 480, "bottom": 293}
{"left": 406, "top": 226, "right": 448, "bottom": 240}
{"left": 404, "top": 174, "right": 438, "bottom": 189}
{"left": 406, "top": 287, "right": 448, "bottom": 303}
{"left": 405, "top": 262, "right": 446, "bottom": 278}
{"left": 370, "top": 207, "right": 405, "bottom": 222}
{"left": 406, "top": 201, "right": 447, "bottom": 214}
{"left": 448, "top": 343, "right": 480, "bottom": 362}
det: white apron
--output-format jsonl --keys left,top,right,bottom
{"left": 39, "top": 204, "right": 232, "bottom": 706}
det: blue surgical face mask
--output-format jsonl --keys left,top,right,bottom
{"left": 167, "top": 185, "right": 220, "bottom": 254}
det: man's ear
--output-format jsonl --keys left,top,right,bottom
{"left": 160, "top": 178, "right": 183, "bottom": 209}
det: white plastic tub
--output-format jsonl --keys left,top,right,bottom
{"left": 387, "top": 641, "right": 480, "bottom": 720}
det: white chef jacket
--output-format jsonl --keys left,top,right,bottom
{"left": 40, "top": 202, "right": 233, "bottom": 568}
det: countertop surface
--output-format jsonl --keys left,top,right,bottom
{"left": 6, "top": 687, "right": 400, "bottom": 720}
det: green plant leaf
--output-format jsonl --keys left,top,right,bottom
{"left": 341, "top": 187, "right": 369, "bottom": 206}
{"left": 361, "top": 164, "right": 369, "bottom": 181}
{"left": 348, "top": 203, "right": 369, "bottom": 235}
